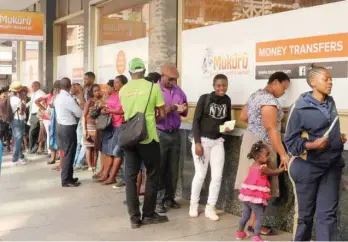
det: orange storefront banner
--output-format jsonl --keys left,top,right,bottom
{"left": 0, "top": 11, "right": 44, "bottom": 41}
{"left": 256, "top": 33, "right": 348, "bottom": 62}
{"left": 100, "top": 18, "right": 146, "bottom": 45}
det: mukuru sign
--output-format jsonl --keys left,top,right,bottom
{"left": 0, "top": 11, "right": 44, "bottom": 41}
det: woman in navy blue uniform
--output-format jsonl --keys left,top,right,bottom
{"left": 284, "top": 65, "right": 346, "bottom": 241}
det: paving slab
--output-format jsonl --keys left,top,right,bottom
{"left": 0, "top": 153, "right": 292, "bottom": 241}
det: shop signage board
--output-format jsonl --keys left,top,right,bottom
{"left": 182, "top": 1, "right": 348, "bottom": 109}
{"left": 0, "top": 11, "right": 44, "bottom": 41}
{"left": 100, "top": 18, "right": 146, "bottom": 45}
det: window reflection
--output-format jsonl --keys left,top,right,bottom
{"left": 183, "top": 0, "right": 343, "bottom": 30}
{"left": 97, "top": 2, "right": 150, "bottom": 46}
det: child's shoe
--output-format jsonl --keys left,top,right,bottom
{"left": 235, "top": 231, "right": 248, "bottom": 240}
{"left": 252, "top": 235, "right": 267, "bottom": 242}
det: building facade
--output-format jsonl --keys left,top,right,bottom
{"left": 14, "top": 0, "right": 348, "bottom": 238}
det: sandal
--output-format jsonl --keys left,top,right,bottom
{"left": 97, "top": 177, "right": 107, "bottom": 182}
{"left": 103, "top": 179, "right": 116, "bottom": 185}
{"left": 248, "top": 226, "right": 275, "bottom": 236}
{"left": 261, "top": 226, "right": 276, "bottom": 236}
{"left": 47, "top": 160, "right": 56, "bottom": 165}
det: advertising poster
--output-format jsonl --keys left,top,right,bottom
{"left": 96, "top": 37, "right": 149, "bottom": 84}
{"left": 56, "top": 52, "right": 84, "bottom": 84}
{"left": 182, "top": 1, "right": 348, "bottom": 109}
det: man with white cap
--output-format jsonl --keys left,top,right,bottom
{"left": 9, "top": 81, "right": 27, "bottom": 165}
{"left": 119, "top": 58, "right": 167, "bottom": 229}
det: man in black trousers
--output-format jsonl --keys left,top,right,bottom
{"left": 54, "top": 77, "right": 83, "bottom": 187}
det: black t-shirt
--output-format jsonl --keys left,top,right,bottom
{"left": 192, "top": 92, "right": 231, "bottom": 143}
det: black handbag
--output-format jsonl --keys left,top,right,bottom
{"left": 90, "top": 108, "right": 101, "bottom": 119}
{"left": 96, "top": 114, "right": 112, "bottom": 131}
{"left": 118, "top": 81, "right": 154, "bottom": 148}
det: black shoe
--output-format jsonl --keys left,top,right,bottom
{"left": 62, "top": 182, "right": 80, "bottom": 187}
{"left": 47, "top": 160, "right": 56, "bottom": 165}
{"left": 72, "top": 178, "right": 79, "bottom": 183}
{"left": 142, "top": 212, "right": 169, "bottom": 225}
{"left": 130, "top": 217, "right": 141, "bottom": 229}
{"left": 165, "top": 199, "right": 181, "bottom": 209}
{"left": 156, "top": 203, "right": 167, "bottom": 213}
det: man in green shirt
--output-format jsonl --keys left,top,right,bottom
{"left": 119, "top": 58, "right": 167, "bottom": 229}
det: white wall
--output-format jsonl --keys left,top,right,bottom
{"left": 56, "top": 51, "right": 84, "bottom": 84}
{"left": 21, "top": 59, "right": 38, "bottom": 87}
{"left": 96, "top": 38, "right": 149, "bottom": 84}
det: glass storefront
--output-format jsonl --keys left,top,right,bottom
{"left": 94, "top": 0, "right": 150, "bottom": 83}
{"left": 183, "top": 0, "right": 343, "bottom": 30}
{"left": 97, "top": 0, "right": 150, "bottom": 46}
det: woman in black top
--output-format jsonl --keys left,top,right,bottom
{"left": 189, "top": 74, "right": 232, "bottom": 221}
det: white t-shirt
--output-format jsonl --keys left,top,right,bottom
{"left": 10, "top": 96, "right": 26, "bottom": 121}
{"left": 28, "top": 89, "right": 46, "bottom": 115}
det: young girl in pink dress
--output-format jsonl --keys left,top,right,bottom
{"left": 236, "top": 141, "right": 284, "bottom": 242}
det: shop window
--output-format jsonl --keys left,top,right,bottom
{"left": 97, "top": 1, "right": 150, "bottom": 46}
{"left": 57, "top": 0, "right": 83, "bottom": 19}
{"left": 69, "top": 0, "right": 83, "bottom": 14}
{"left": 56, "top": 23, "right": 84, "bottom": 56}
{"left": 25, "top": 41, "right": 39, "bottom": 61}
{"left": 183, "top": 0, "right": 343, "bottom": 30}
{"left": 57, "top": 0, "right": 69, "bottom": 18}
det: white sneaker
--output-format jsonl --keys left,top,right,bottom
{"left": 189, "top": 202, "right": 199, "bottom": 218}
{"left": 18, "top": 159, "right": 27, "bottom": 165}
{"left": 205, "top": 204, "right": 219, "bottom": 221}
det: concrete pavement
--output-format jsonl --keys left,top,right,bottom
{"left": 0, "top": 153, "right": 291, "bottom": 241}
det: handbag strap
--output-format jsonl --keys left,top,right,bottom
{"left": 144, "top": 81, "right": 154, "bottom": 114}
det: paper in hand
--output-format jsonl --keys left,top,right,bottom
{"left": 323, "top": 116, "right": 339, "bottom": 138}
{"left": 220, "top": 120, "right": 236, "bottom": 133}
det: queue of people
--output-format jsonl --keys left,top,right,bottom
{"left": 0, "top": 59, "right": 345, "bottom": 241}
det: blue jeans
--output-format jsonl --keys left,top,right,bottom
{"left": 74, "top": 144, "right": 86, "bottom": 168}
{"left": 11, "top": 119, "right": 25, "bottom": 162}
{"left": 74, "top": 120, "right": 85, "bottom": 168}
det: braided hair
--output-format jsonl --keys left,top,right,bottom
{"left": 306, "top": 64, "right": 327, "bottom": 87}
{"left": 247, "top": 141, "right": 268, "bottom": 160}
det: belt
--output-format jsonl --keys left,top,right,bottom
{"left": 31, "top": 113, "right": 37, "bottom": 115}
{"left": 158, "top": 128, "right": 179, "bottom": 133}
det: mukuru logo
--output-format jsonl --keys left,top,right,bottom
{"left": 202, "top": 48, "right": 249, "bottom": 76}
{"left": 0, "top": 15, "right": 32, "bottom": 25}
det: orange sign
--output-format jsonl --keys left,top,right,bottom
{"left": 116, "top": 51, "right": 126, "bottom": 75}
{"left": 0, "top": 11, "right": 44, "bottom": 41}
{"left": 256, "top": 33, "right": 348, "bottom": 62}
{"left": 72, "top": 68, "right": 84, "bottom": 79}
{"left": 100, "top": 18, "right": 146, "bottom": 44}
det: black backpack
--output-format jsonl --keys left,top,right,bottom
{"left": 188, "top": 93, "right": 211, "bottom": 142}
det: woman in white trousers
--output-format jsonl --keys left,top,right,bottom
{"left": 189, "top": 74, "right": 232, "bottom": 221}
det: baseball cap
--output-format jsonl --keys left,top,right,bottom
{"left": 128, "top": 58, "right": 146, "bottom": 73}
{"left": 9, "top": 81, "right": 22, "bottom": 92}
